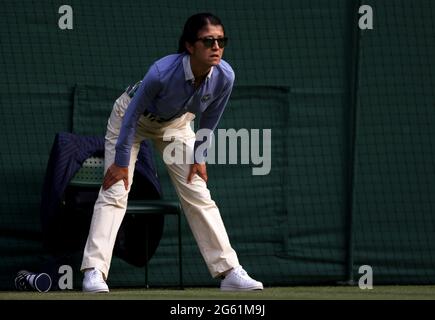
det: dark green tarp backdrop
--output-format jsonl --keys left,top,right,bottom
{"left": 0, "top": 0, "right": 434, "bottom": 289}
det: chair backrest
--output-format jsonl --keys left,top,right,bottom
{"left": 70, "top": 156, "right": 104, "bottom": 187}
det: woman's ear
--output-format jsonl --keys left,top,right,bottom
{"left": 185, "top": 41, "right": 194, "bottom": 55}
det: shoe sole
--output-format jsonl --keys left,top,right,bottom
{"left": 220, "top": 285, "right": 264, "bottom": 291}
{"left": 82, "top": 288, "right": 110, "bottom": 293}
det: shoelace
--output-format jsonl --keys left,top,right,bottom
{"left": 88, "top": 270, "right": 105, "bottom": 282}
{"left": 233, "top": 267, "right": 251, "bottom": 280}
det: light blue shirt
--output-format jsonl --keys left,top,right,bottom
{"left": 115, "top": 53, "right": 235, "bottom": 167}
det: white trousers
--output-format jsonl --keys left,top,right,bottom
{"left": 80, "top": 93, "right": 239, "bottom": 279}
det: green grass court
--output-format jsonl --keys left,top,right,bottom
{"left": 1, "top": 286, "right": 435, "bottom": 300}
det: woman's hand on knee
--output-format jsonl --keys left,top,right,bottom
{"left": 103, "top": 164, "right": 129, "bottom": 190}
{"left": 187, "top": 163, "right": 208, "bottom": 184}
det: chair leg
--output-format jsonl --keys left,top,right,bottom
{"left": 178, "top": 206, "right": 184, "bottom": 290}
{"left": 145, "top": 223, "right": 149, "bottom": 289}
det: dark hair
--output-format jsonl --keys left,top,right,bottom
{"left": 178, "top": 13, "right": 225, "bottom": 53}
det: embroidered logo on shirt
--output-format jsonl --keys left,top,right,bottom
{"left": 201, "top": 94, "right": 211, "bottom": 103}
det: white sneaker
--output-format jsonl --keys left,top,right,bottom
{"left": 220, "top": 266, "right": 263, "bottom": 291}
{"left": 82, "top": 268, "right": 109, "bottom": 293}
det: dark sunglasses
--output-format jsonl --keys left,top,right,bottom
{"left": 196, "top": 37, "right": 228, "bottom": 48}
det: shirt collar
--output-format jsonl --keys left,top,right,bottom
{"left": 182, "top": 54, "right": 213, "bottom": 83}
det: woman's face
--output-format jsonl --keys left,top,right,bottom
{"left": 187, "top": 24, "right": 225, "bottom": 68}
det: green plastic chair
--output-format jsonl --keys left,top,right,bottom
{"left": 70, "top": 156, "right": 183, "bottom": 289}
